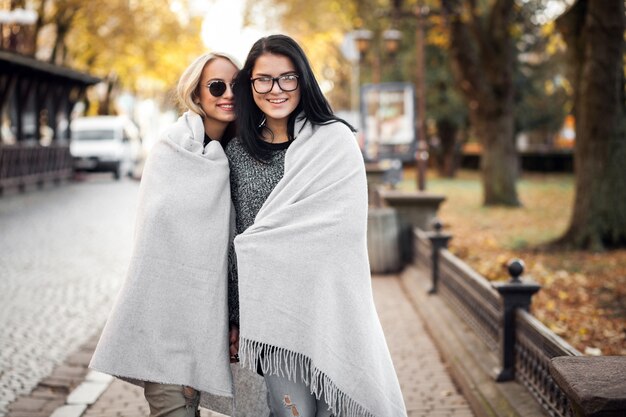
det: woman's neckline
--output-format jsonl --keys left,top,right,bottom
{"left": 257, "top": 138, "right": 292, "bottom": 150}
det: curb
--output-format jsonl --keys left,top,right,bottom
{"left": 50, "top": 371, "right": 113, "bottom": 417}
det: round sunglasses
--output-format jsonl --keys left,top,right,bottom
{"left": 205, "top": 80, "right": 235, "bottom": 97}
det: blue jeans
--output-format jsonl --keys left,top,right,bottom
{"left": 264, "top": 373, "right": 333, "bottom": 417}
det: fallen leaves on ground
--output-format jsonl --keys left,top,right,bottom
{"left": 399, "top": 169, "right": 626, "bottom": 356}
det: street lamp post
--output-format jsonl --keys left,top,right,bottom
{"left": 390, "top": 0, "right": 432, "bottom": 191}
{"left": 353, "top": 29, "right": 401, "bottom": 85}
{"left": 352, "top": 29, "right": 373, "bottom": 112}
{"left": 353, "top": 1, "right": 430, "bottom": 191}
{"left": 414, "top": 5, "right": 428, "bottom": 191}
{"left": 352, "top": 29, "right": 402, "bottom": 162}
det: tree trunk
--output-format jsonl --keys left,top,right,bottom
{"left": 556, "top": 0, "right": 626, "bottom": 250}
{"left": 435, "top": 118, "right": 459, "bottom": 178}
{"left": 49, "top": 6, "right": 76, "bottom": 65}
{"left": 474, "top": 109, "right": 519, "bottom": 205}
{"left": 98, "top": 75, "right": 117, "bottom": 116}
{"left": 442, "top": 0, "right": 520, "bottom": 206}
{"left": 32, "top": 0, "right": 48, "bottom": 55}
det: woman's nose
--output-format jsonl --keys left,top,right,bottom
{"left": 270, "top": 79, "right": 283, "bottom": 93}
{"left": 223, "top": 84, "right": 235, "bottom": 98}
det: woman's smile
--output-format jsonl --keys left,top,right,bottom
{"left": 217, "top": 102, "right": 235, "bottom": 111}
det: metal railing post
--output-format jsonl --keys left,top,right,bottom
{"left": 492, "top": 259, "right": 541, "bottom": 382}
{"left": 424, "top": 218, "right": 452, "bottom": 294}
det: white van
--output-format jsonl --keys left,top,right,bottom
{"left": 70, "top": 116, "right": 142, "bottom": 179}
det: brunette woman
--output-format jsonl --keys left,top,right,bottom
{"left": 227, "top": 35, "right": 407, "bottom": 417}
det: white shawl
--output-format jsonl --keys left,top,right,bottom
{"left": 235, "top": 118, "right": 407, "bottom": 417}
{"left": 89, "top": 111, "right": 234, "bottom": 406}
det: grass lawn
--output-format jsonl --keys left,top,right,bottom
{"left": 397, "top": 169, "right": 626, "bottom": 356}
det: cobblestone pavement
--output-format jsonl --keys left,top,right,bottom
{"left": 79, "top": 274, "right": 475, "bottom": 417}
{"left": 372, "top": 276, "right": 474, "bottom": 417}
{"left": 0, "top": 176, "right": 140, "bottom": 417}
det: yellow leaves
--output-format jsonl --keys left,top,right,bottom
{"left": 427, "top": 30, "right": 448, "bottom": 49}
{"left": 426, "top": 15, "right": 449, "bottom": 48}
{"left": 540, "top": 21, "right": 556, "bottom": 37}
{"left": 483, "top": 236, "right": 499, "bottom": 249}
{"left": 495, "top": 253, "right": 509, "bottom": 266}
{"left": 59, "top": 0, "right": 205, "bottom": 94}
{"left": 329, "top": 0, "right": 342, "bottom": 13}
{"left": 510, "top": 23, "right": 523, "bottom": 39}
{"left": 545, "top": 27, "right": 567, "bottom": 56}
{"left": 418, "top": 170, "right": 626, "bottom": 356}
{"left": 603, "top": 328, "right": 620, "bottom": 338}
{"left": 549, "top": 322, "right": 568, "bottom": 336}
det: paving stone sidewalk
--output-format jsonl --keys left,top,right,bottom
{"left": 8, "top": 273, "right": 475, "bottom": 417}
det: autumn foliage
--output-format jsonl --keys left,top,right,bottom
{"left": 402, "top": 169, "right": 626, "bottom": 356}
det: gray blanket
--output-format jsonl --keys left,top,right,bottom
{"left": 235, "top": 118, "right": 407, "bottom": 417}
{"left": 89, "top": 111, "right": 235, "bottom": 412}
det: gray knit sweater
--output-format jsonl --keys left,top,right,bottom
{"left": 225, "top": 137, "right": 292, "bottom": 326}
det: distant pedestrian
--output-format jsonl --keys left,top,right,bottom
{"left": 227, "top": 34, "right": 407, "bottom": 417}
{"left": 89, "top": 52, "right": 239, "bottom": 417}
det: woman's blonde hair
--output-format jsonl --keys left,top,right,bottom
{"left": 177, "top": 52, "right": 241, "bottom": 117}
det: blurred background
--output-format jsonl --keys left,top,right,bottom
{"left": 0, "top": 0, "right": 577, "bottom": 157}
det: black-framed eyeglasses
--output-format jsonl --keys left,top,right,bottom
{"left": 205, "top": 80, "right": 235, "bottom": 97}
{"left": 250, "top": 74, "right": 299, "bottom": 94}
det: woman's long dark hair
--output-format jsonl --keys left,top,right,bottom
{"left": 234, "top": 34, "right": 355, "bottom": 161}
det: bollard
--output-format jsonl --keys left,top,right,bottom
{"left": 379, "top": 190, "right": 446, "bottom": 263}
{"left": 424, "top": 219, "right": 452, "bottom": 294}
{"left": 367, "top": 207, "right": 402, "bottom": 274}
{"left": 492, "top": 259, "right": 541, "bottom": 382}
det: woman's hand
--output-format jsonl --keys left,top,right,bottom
{"left": 229, "top": 324, "right": 240, "bottom": 363}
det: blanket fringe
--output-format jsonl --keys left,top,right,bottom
{"left": 239, "top": 338, "right": 376, "bottom": 417}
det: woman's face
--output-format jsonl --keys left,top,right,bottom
{"left": 198, "top": 57, "right": 238, "bottom": 124}
{"left": 250, "top": 53, "right": 301, "bottom": 126}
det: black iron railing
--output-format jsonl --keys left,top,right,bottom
{"left": 416, "top": 229, "right": 501, "bottom": 350}
{"left": 440, "top": 248, "right": 502, "bottom": 351}
{"left": 414, "top": 223, "right": 582, "bottom": 417}
{"left": 0, "top": 144, "right": 73, "bottom": 193}
{"left": 516, "top": 310, "right": 581, "bottom": 417}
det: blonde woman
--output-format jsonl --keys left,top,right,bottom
{"left": 90, "top": 52, "right": 239, "bottom": 417}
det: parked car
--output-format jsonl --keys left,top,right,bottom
{"left": 70, "top": 116, "right": 142, "bottom": 179}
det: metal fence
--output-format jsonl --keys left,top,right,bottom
{"left": 439, "top": 247, "right": 502, "bottom": 352}
{"left": 414, "top": 228, "right": 582, "bottom": 417}
{"left": 516, "top": 310, "right": 580, "bottom": 417}
{"left": 0, "top": 144, "right": 73, "bottom": 193}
